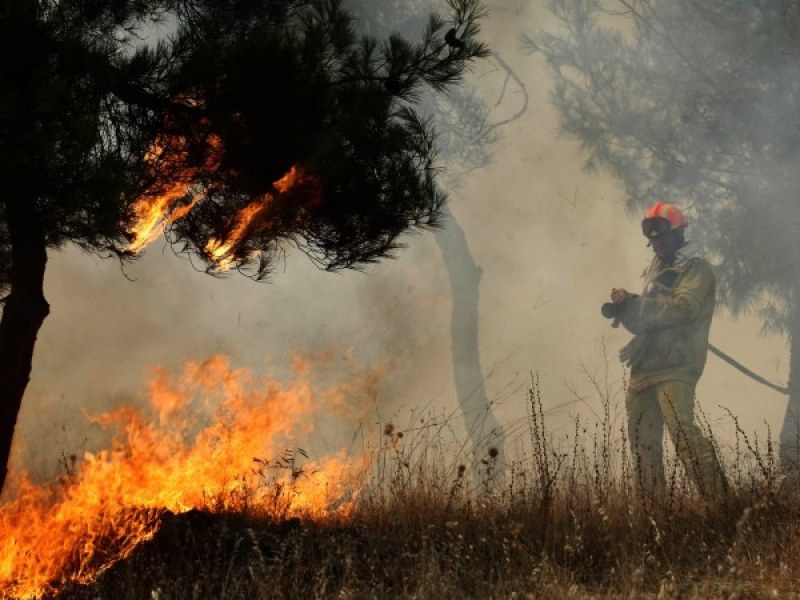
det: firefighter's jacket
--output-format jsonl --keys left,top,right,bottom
{"left": 617, "top": 253, "right": 716, "bottom": 392}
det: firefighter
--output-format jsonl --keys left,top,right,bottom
{"left": 607, "top": 201, "right": 727, "bottom": 496}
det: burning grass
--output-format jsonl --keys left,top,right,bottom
{"left": 0, "top": 356, "right": 369, "bottom": 599}
{"left": 4, "top": 367, "right": 800, "bottom": 599}
{"left": 127, "top": 117, "right": 323, "bottom": 273}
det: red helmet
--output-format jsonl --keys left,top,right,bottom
{"left": 641, "top": 201, "right": 688, "bottom": 238}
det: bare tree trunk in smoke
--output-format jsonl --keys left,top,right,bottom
{"left": 434, "top": 204, "right": 506, "bottom": 484}
{"left": 0, "top": 201, "right": 50, "bottom": 493}
{"left": 780, "top": 305, "right": 800, "bottom": 471}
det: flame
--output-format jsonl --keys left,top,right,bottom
{"left": 204, "top": 197, "right": 270, "bottom": 270}
{"left": 204, "top": 164, "right": 321, "bottom": 271}
{"left": 127, "top": 128, "right": 321, "bottom": 266}
{"left": 0, "top": 356, "right": 365, "bottom": 598}
{"left": 126, "top": 133, "right": 223, "bottom": 253}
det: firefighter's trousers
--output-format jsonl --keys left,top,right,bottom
{"left": 626, "top": 380, "right": 727, "bottom": 496}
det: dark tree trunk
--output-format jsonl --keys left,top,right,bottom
{"left": 780, "top": 302, "right": 800, "bottom": 471}
{"left": 0, "top": 201, "right": 50, "bottom": 493}
{"left": 434, "top": 205, "right": 505, "bottom": 477}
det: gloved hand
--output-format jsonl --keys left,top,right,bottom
{"left": 601, "top": 302, "right": 620, "bottom": 319}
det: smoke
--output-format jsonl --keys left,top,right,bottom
{"left": 14, "top": 0, "right": 788, "bottom": 481}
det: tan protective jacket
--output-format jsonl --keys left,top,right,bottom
{"left": 618, "top": 254, "right": 716, "bottom": 392}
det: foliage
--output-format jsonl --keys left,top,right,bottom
{"left": 531, "top": 0, "right": 800, "bottom": 333}
{"left": 0, "top": 0, "right": 490, "bottom": 280}
{"left": 345, "top": 0, "right": 499, "bottom": 186}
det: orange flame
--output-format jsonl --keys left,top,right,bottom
{"left": 127, "top": 128, "right": 321, "bottom": 265}
{"left": 0, "top": 356, "right": 366, "bottom": 598}
{"left": 204, "top": 165, "right": 321, "bottom": 271}
{"left": 204, "top": 197, "right": 270, "bottom": 270}
{"left": 127, "top": 133, "right": 223, "bottom": 253}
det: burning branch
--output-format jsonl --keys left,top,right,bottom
{"left": 203, "top": 165, "right": 322, "bottom": 272}
{"left": 126, "top": 126, "right": 224, "bottom": 254}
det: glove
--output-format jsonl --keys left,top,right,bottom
{"left": 601, "top": 302, "right": 620, "bottom": 319}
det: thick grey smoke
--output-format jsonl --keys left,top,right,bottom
{"left": 14, "top": 0, "right": 787, "bottom": 480}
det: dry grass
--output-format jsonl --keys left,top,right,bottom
{"left": 47, "top": 380, "right": 800, "bottom": 600}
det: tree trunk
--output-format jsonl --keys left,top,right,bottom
{"left": 434, "top": 205, "right": 506, "bottom": 480}
{"left": 0, "top": 201, "right": 50, "bottom": 493}
{"left": 780, "top": 301, "right": 800, "bottom": 471}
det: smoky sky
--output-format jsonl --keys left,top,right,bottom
{"left": 13, "top": 0, "right": 789, "bottom": 480}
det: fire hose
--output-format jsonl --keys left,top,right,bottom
{"left": 601, "top": 302, "right": 789, "bottom": 395}
{"left": 706, "top": 343, "right": 788, "bottom": 395}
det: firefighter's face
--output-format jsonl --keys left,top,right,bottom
{"left": 650, "top": 231, "right": 680, "bottom": 258}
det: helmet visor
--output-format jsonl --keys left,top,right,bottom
{"left": 641, "top": 216, "right": 672, "bottom": 238}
